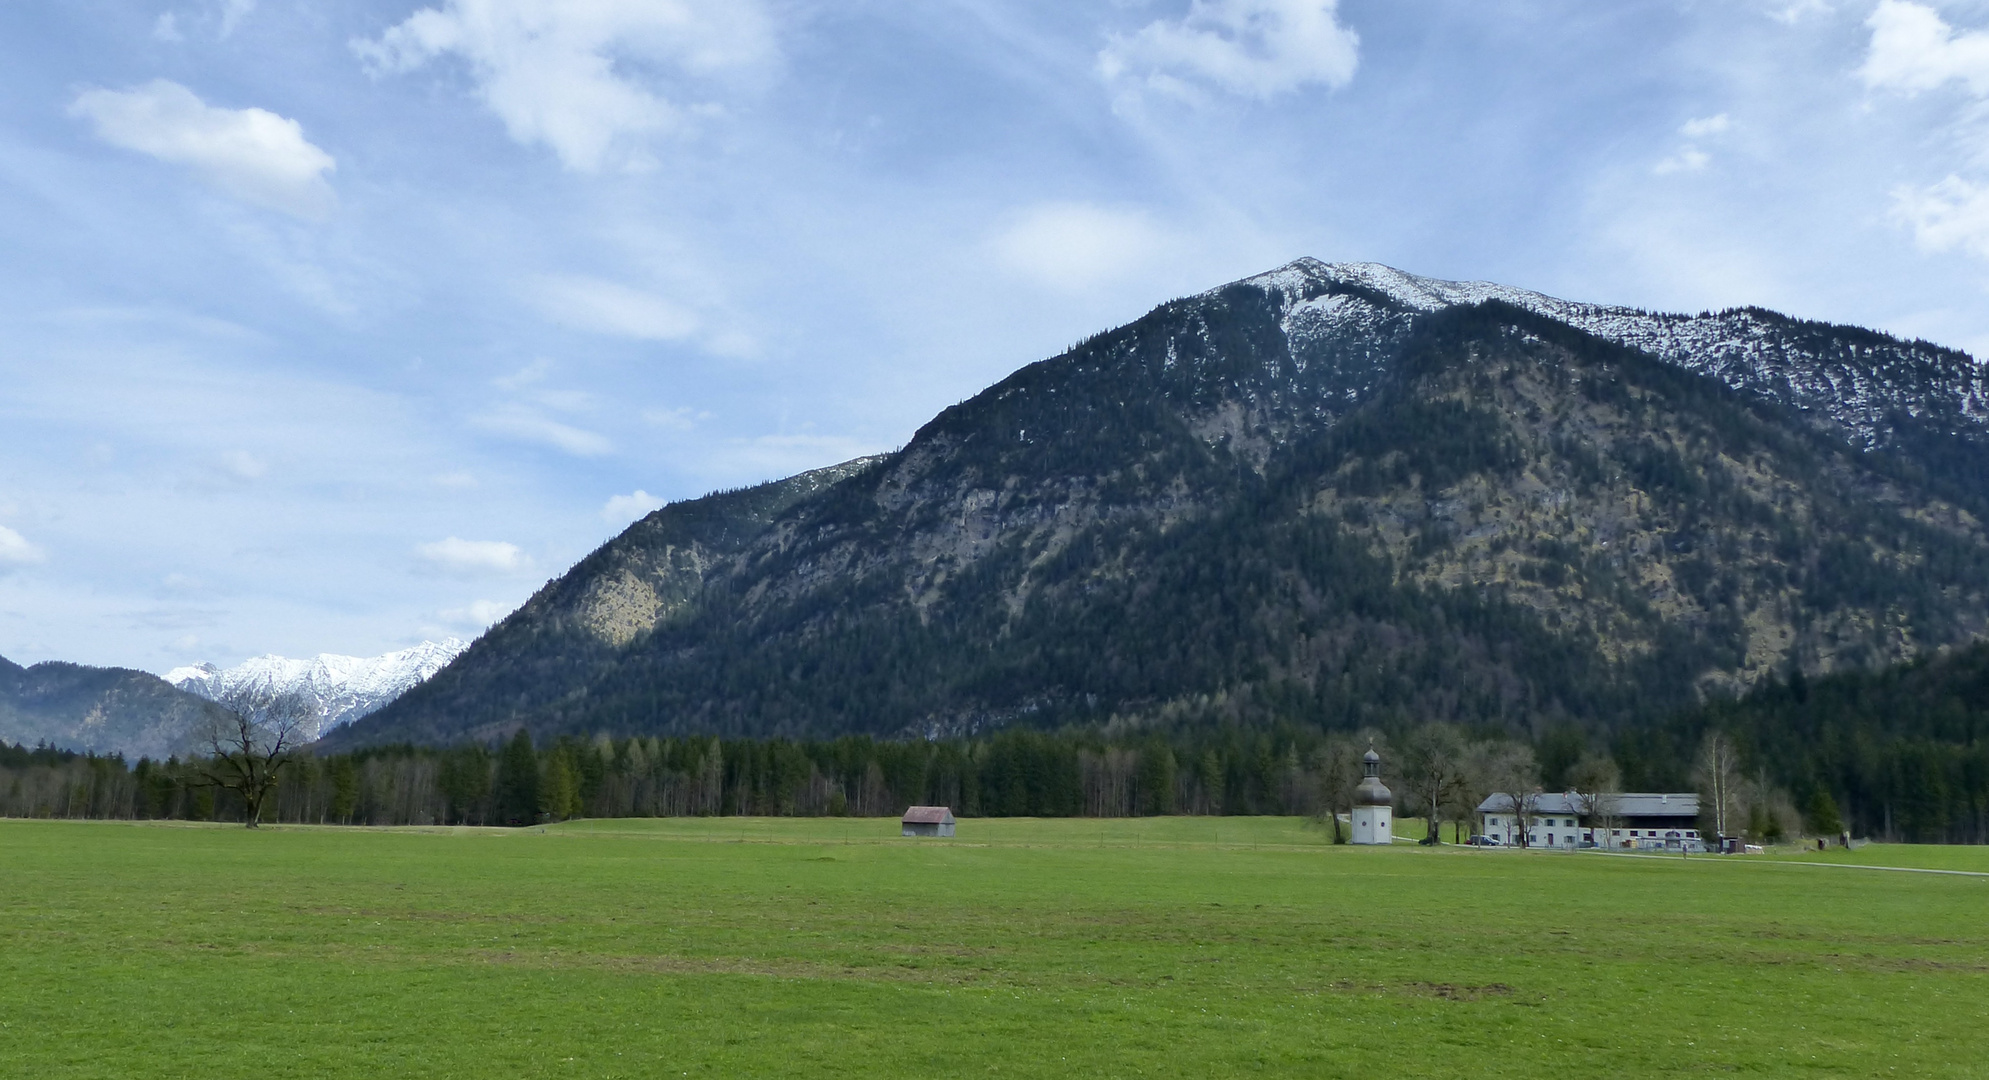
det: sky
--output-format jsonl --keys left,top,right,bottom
{"left": 4, "top": 0, "right": 1989, "bottom": 675}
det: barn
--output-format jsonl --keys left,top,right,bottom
{"left": 901, "top": 806, "right": 956, "bottom": 837}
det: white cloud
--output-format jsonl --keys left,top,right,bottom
{"left": 0, "top": 526, "right": 45, "bottom": 568}
{"left": 218, "top": 449, "right": 268, "bottom": 480}
{"left": 440, "top": 598, "right": 513, "bottom": 627}
{"left": 155, "top": 1, "right": 258, "bottom": 40}
{"left": 1861, "top": 5, "right": 1989, "bottom": 262}
{"left": 1655, "top": 115, "right": 1729, "bottom": 175}
{"left": 1099, "top": 0, "right": 1359, "bottom": 103}
{"left": 491, "top": 357, "right": 553, "bottom": 392}
{"left": 991, "top": 202, "right": 1171, "bottom": 291}
{"left": 160, "top": 573, "right": 208, "bottom": 594}
{"left": 1679, "top": 114, "right": 1730, "bottom": 138}
{"left": 354, "top": 0, "right": 776, "bottom": 172}
{"left": 1860, "top": 1, "right": 1989, "bottom": 96}
{"left": 471, "top": 406, "right": 614, "bottom": 456}
{"left": 415, "top": 537, "right": 529, "bottom": 575}
{"left": 533, "top": 275, "right": 700, "bottom": 339}
{"left": 1766, "top": 0, "right": 1832, "bottom": 25}
{"left": 641, "top": 405, "right": 710, "bottom": 430}
{"left": 69, "top": 80, "right": 336, "bottom": 218}
{"left": 1655, "top": 147, "right": 1712, "bottom": 175}
{"left": 601, "top": 489, "right": 666, "bottom": 524}
{"left": 217, "top": 0, "right": 257, "bottom": 38}
{"left": 474, "top": 360, "right": 613, "bottom": 456}
{"left": 1893, "top": 175, "right": 1989, "bottom": 258}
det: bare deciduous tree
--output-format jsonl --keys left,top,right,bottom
{"left": 1567, "top": 752, "right": 1622, "bottom": 848}
{"left": 1695, "top": 730, "right": 1743, "bottom": 842}
{"left": 193, "top": 701, "right": 308, "bottom": 828}
{"left": 1400, "top": 724, "right": 1466, "bottom": 845}
{"left": 1476, "top": 741, "right": 1540, "bottom": 848}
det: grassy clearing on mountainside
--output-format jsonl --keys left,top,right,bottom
{"left": 2, "top": 817, "right": 1983, "bottom": 1079}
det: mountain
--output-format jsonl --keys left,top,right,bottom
{"left": 0, "top": 654, "right": 236, "bottom": 760}
{"left": 1281, "top": 262, "right": 1988, "bottom": 451}
{"left": 331, "top": 259, "right": 1989, "bottom": 750}
{"left": 167, "top": 639, "right": 467, "bottom": 743}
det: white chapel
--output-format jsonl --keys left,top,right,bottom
{"left": 1351, "top": 745, "right": 1393, "bottom": 845}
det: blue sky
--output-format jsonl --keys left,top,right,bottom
{"left": 4, "top": 0, "right": 1989, "bottom": 673}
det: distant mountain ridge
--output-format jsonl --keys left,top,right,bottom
{"left": 332, "top": 259, "right": 1989, "bottom": 750}
{"left": 168, "top": 639, "right": 467, "bottom": 743}
{"left": 0, "top": 654, "right": 233, "bottom": 760}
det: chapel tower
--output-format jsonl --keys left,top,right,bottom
{"left": 1351, "top": 745, "right": 1393, "bottom": 845}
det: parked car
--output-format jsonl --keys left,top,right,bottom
{"left": 1467, "top": 834, "right": 1501, "bottom": 846}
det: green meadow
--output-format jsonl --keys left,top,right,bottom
{"left": 2, "top": 817, "right": 1983, "bottom": 1078}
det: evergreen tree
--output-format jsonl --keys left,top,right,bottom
{"left": 329, "top": 756, "right": 359, "bottom": 824}
{"left": 1805, "top": 788, "right": 1844, "bottom": 837}
{"left": 497, "top": 729, "right": 540, "bottom": 826}
{"left": 541, "top": 748, "right": 579, "bottom": 821}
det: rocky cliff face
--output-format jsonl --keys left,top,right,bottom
{"left": 332, "top": 261, "right": 1989, "bottom": 749}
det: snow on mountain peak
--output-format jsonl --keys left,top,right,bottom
{"left": 167, "top": 639, "right": 468, "bottom": 742}
{"left": 1240, "top": 259, "right": 1560, "bottom": 314}
{"left": 1233, "top": 258, "right": 1989, "bottom": 449}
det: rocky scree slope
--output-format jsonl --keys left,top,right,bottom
{"left": 336, "top": 261, "right": 1989, "bottom": 748}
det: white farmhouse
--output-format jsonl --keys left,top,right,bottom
{"left": 1477, "top": 792, "right": 1703, "bottom": 852}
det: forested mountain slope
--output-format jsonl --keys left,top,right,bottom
{"left": 1630, "top": 641, "right": 1989, "bottom": 843}
{"left": 0, "top": 654, "right": 236, "bottom": 760}
{"left": 335, "top": 261, "right": 1989, "bottom": 749}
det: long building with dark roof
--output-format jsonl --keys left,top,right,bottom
{"left": 1477, "top": 792, "right": 1703, "bottom": 851}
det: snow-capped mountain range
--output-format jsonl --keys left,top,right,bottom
{"left": 1247, "top": 259, "right": 1989, "bottom": 451}
{"left": 167, "top": 639, "right": 467, "bottom": 743}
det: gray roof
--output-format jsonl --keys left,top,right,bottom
{"left": 1477, "top": 792, "right": 1580, "bottom": 814}
{"left": 1476, "top": 792, "right": 1699, "bottom": 818}
{"left": 1610, "top": 792, "right": 1700, "bottom": 817}
{"left": 901, "top": 805, "right": 955, "bottom": 824}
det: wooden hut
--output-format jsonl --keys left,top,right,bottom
{"left": 901, "top": 806, "right": 956, "bottom": 837}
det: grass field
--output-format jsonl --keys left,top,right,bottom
{"left": 3, "top": 817, "right": 1985, "bottom": 1078}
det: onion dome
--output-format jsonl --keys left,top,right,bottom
{"left": 1355, "top": 745, "right": 1391, "bottom": 806}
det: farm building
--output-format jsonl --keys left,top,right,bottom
{"left": 901, "top": 806, "right": 955, "bottom": 837}
{"left": 1477, "top": 792, "right": 1703, "bottom": 851}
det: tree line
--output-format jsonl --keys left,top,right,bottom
{"left": 0, "top": 720, "right": 1825, "bottom": 844}
{"left": 1, "top": 724, "right": 1504, "bottom": 831}
{"left": 9, "top": 636, "right": 1986, "bottom": 843}
{"left": 1627, "top": 642, "right": 1989, "bottom": 844}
